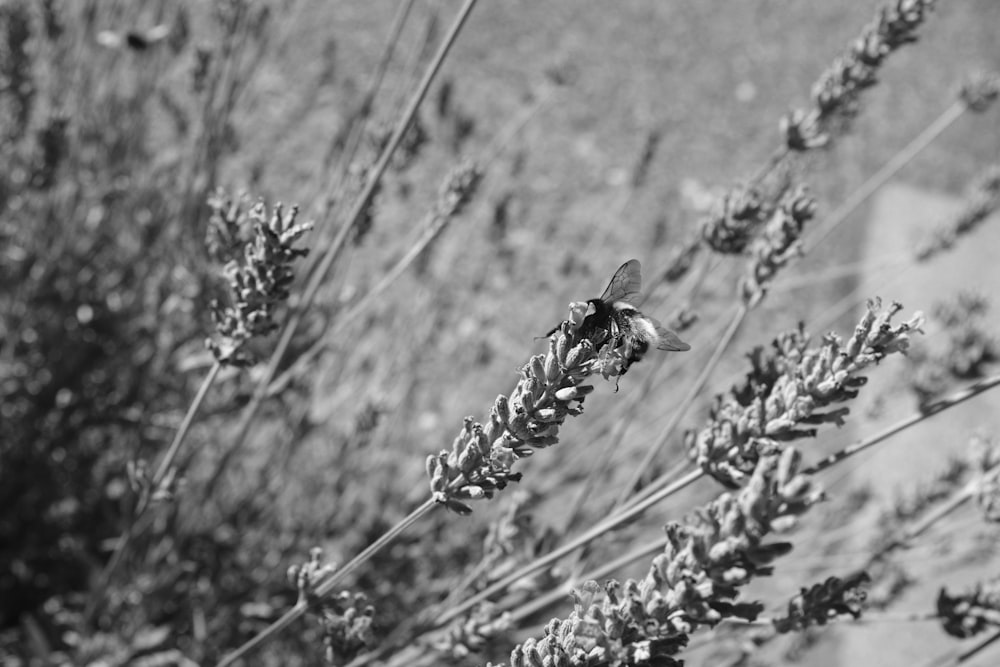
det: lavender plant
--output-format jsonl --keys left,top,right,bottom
{"left": 6, "top": 1, "right": 1000, "bottom": 666}
{"left": 507, "top": 450, "right": 823, "bottom": 667}
{"left": 688, "top": 298, "right": 923, "bottom": 487}
{"left": 205, "top": 191, "right": 313, "bottom": 368}
{"left": 781, "top": 0, "right": 937, "bottom": 151}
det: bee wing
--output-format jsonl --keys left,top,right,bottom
{"left": 600, "top": 259, "right": 642, "bottom": 304}
{"left": 646, "top": 315, "right": 691, "bottom": 351}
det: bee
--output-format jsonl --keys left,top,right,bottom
{"left": 551, "top": 259, "right": 690, "bottom": 376}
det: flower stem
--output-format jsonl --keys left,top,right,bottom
{"left": 805, "top": 373, "right": 1000, "bottom": 477}
{"left": 805, "top": 99, "right": 968, "bottom": 253}
{"left": 616, "top": 302, "right": 748, "bottom": 508}
{"left": 86, "top": 361, "right": 221, "bottom": 620}
{"left": 200, "top": 0, "right": 481, "bottom": 501}
{"left": 434, "top": 468, "right": 703, "bottom": 628}
{"left": 216, "top": 497, "right": 438, "bottom": 667}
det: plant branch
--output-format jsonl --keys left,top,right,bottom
{"left": 201, "top": 0, "right": 481, "bottom": 501}
{"left": 617, "top": 303, "right": 748, "bottom": 507}
{"left": 216, "top": 497, "right": 438, "bottom": 667}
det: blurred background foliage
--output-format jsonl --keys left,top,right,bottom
{"left": 0, "top": 1, "right": 998, "bottom": 665}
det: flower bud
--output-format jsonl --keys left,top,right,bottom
{"left": 494, "top": 395, "right": 511, "bottom": 426}
{"left": 530, "top": 355, "right": 546, "bottom": 382}
{"left": 544, "top": 351, "right": 561, "bottom": 382}
{"left": 555, "top": 385, "right": 594, "bottom": 401}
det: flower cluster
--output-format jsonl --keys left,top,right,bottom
{"left": 437, "top": 160, "right": 483, "bottom": 220}
{"left": 662, "top": 239, "right": 701, "bottom": 284}
{"left": 915, "top": 164, "right": 1000, "bottom": 262}
{"left": 771, "top": 573, "right": 870, "bottom": 633}
{"left": 739, "top": 186, "right": 816, "bottom": 307}
{"left": 782, "top": 0, "right": 936, "bottom": 150}
{"left": 699, "top": 185, "right": 769, "bottom": 255}
{"left": 907, "top": 292, "right": 998, "bottom": 407}
{"left": 317, "top": 592, "right": 375, "bottom": 665}
{"left": 480, "top": 490, "right": 551, "bottom": 585}
{"left": 288, "top": 548, "right": 375, "bottom": 665}
{"left": 427, "top": 297, "right": 668, "bottom": 514}
{"left": 204, "top": 191, "right": 312, "bottom": 367}
{"left": 959, "top": 70, "right": 1000, "bottom": 113}
{"left": 432, "top": 602, "right": 512, "bottom": 659}
{"left": 368, "top": 115, "right": 429, "bottom": 173}
{"left": 427, "top": 303, "right": 599, "bottom": 514}
{"left": 508, "top": 450, "right": 823, "bottom": 667}
{"left": 432, "top": 492, "right": 550, "bottom": 659}
{"left": 937, "top": 579, "right": 1000, "bottom": 639}
{"left": 687, "top": 298, "right": 923, "bottom": 488}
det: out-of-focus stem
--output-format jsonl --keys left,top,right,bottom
{"left": 216, "top": 497, "right": 438, "bottom": 667}
{"left": 433, "top": 468, "right": 703, "bottom": 628}
{"left": 616, "top": 303, "right": 748, "bottom": 508}
{"left": 805, "top": 373, "right": 1000, "bottom": 477}
{"left": 86, "top": 361, "right": 221, "bottom": 619}
{"left": 805, "top": 100, "right": 968, "bottom": 252}
{"left": 201, "top": 0, "right": 481, "bottom": 501}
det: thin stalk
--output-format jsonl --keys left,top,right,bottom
{"left": 509, "top": 531, "right": 670, "bottom": 624}
{"left": 201, "top": 0, "right": 481, "bottom": 501}
{"left": 805, "top": 99, "right": 968, "bottom": 253}
{"left": 562, "top": 256, "right": 729, "bottom": 534}
{"left": 955, "top": 629, "right": 1000, "bottom": 665}
{"left": 268, "top": 89, "right": 552, "bottom": 397}
{"left": 804, "top": 373, "right": 1000, "bottom": 477}
{"left": 747, "top": 146, "right": 791, "bottom": 190}
{"left": 769, "top": 251, "right": 911, "bottom": 293}
{"left": 516, "top": 376, "right": 1000, "bottom": 654}
{"left": 216, "top": 497, "right": 438, "bottom": 667}
{"left": 87, "top": 361, "right": 222, "bottom": 617}
{"left": 920, "top": 628, "right": 1000, "bottom": 667}
{"left": 433, "top": 469, "right": 703, "bottom": 628}
{"left": 616, "top": 303, "right": 748, "bottom": 508}
{"left": 147, "top": 361, "right": 222, "bottom": 511}
{"left": 854, "top": 461, "right": 999, "bottom": 578}
{"left": 372, "top": 362, "right": 1000, "bottom": 656}
{"left": 352, "top": 471, "right": 704, "bottom": 667}
{"left": 307, "top": 0, "right": 414, "bottom": 237}
{"left": 267, "top": 199, "right": 469, "bottom": 396}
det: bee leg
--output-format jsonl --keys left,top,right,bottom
{"left": 541, "top": 321, "right": 564, "bottom": 338}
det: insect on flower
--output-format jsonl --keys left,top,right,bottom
{"left": 550, "top": 259, "right": 690, "bottom": 379}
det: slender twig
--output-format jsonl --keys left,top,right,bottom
{"left": 306, "top": 0, "right": 415, "bottom": 243}
{"left": 770, "top": 251, "right": 911, "bottom": 293}
{"left": 216, "top": 497, "right": 438, "bottom": 667}
{"left": 611, "top": 92, "right": 968, "bottom": 507}
{"left": 561, "top": 251, "right": 729, "bottom": 534}
{"left": 349, "top": 469, "right": 705, "bottom": 667}
{"left": 266, "top": 198, "right": 470, "bottom": 396}
{"left": 507, "top": 375, "right": 1000, "bottom": 632}
{"left": 267, "top": 89, "right": 553, "bottom": 397}
{"left": 919, "top": 628, "right": 1000, "bottom": 667}
{"left": 955, "top": 629, "right": 1000, "bottom": 665}
{"left": 147, "top": 362, "right": 222, "bottom": 511}
{"left": 87, "top": 361, "right": 222, "bottom": 617}
{"left": 805, "top": 100, "right": 969, "bottom": 253}
{"left": 201, "top": 0, "right": 481, "bottom": 501}
{"left": 432, "top": 469, "right": 703, "bottom": 628}
{"left": 616, "top": 303, "right": 748, "bottom": 507}
{"left": 509, "top": 531, "right": 670, "bottom": 624}
{"left": 805, "top": 373, "right": 1000, "bottom": 477}
{"left": 855, "top": 460, "right": 1000, "bottom": 579}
